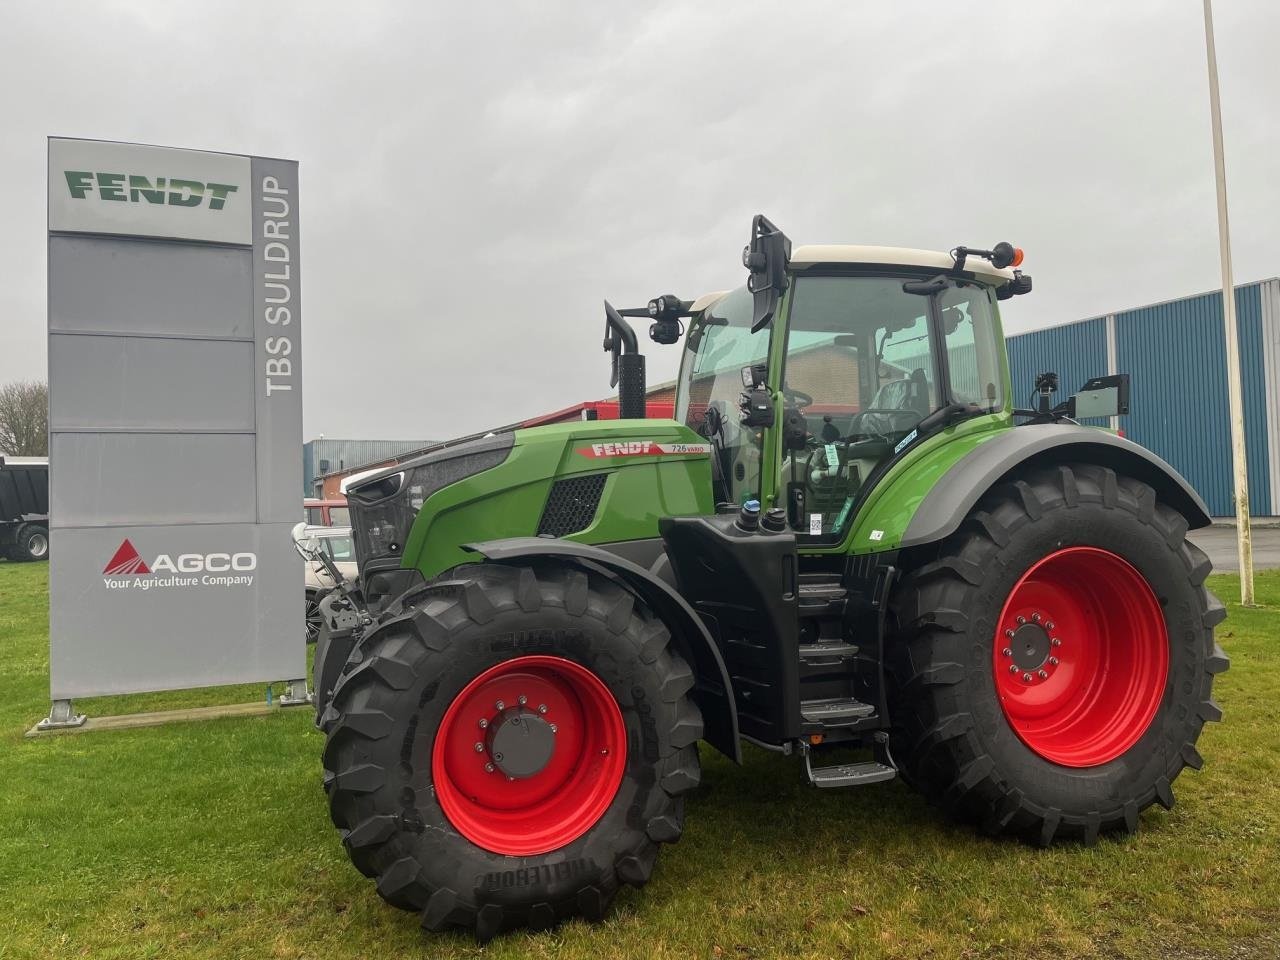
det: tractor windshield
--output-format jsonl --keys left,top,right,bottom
{"left": 675, "top": 286, "right": 766, "bottom": 504}
{"left": 782, "top": 273, "right": 1005, "bottom": 540}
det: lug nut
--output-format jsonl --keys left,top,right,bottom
{"left": 495, "top": 700, "right": 505, "bottom": 711}
{"left": 1032, "top": 613, "right": 1042, "bottom": 622}
{"left": 478, "top": 718, "right": 488, "bottom": 729}
{"left": 1005, "top": 629, "right": 1015, "bottom": 639}
{"left": 473, "top": 742, "right": 484, "bottom": 752}
{"left": 1051, "top": 638, "right": 1062, "bottom": 647}
{"left": 1038, "top": 669, "right": 1048, "bottom": 679}
{"left": 1009, "top": 665, "right": 1018, "bottom": 673}
{"left": 1016, "top": 616, "right": 1027, "bottom": 625}
{"left": 506, "top": 776, "right": 515, "bottom": 782}
{"left": 484, "top": 762, "right": 495, "bottom": 773}
{"left": 518, "top": 695, "right": 528, "bottom": 705}
{"left": 1049, "top": 656, "right": 1059, "bottom": 666}
{"left": 538, "top": 704, "right": 548, "bottom": 714}
{"left": 1002, "top": 647, "right": 1013, "bottom": 657}
{"left": 1045, "top": 622, "right": 1055, "bottom": 630}
{"left": 549, "top": 723, "right": 558, "bottom": 733}
{"left": 1022, "top": 673, "right": 1033, "bottom": 683}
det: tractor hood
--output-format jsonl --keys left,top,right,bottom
{"left": 345, "top": 418, "right": 715, "bottom": 598}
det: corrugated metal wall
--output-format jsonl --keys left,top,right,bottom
{"left": 1007, "top": 279, "right": 1279, "bottom": 516}
{"left": 302, "top": 438, "right": 433, "bottom": 496}
{"left": 1006, "top": 316, "right": 1108, "bottom": 412}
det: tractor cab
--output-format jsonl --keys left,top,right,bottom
{"left": 671, "top": 218, "right": 1028, "bottom": 545}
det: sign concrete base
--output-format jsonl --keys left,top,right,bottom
{"left": 24, "top": 700, "right": 290, "bottom": 738}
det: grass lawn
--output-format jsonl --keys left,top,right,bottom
{"left": 0, "top": 561, "right": 1277, "bottom": 960}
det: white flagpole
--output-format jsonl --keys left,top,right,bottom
{"left": 1202, "top": 0, "right": 1254, "bottom": 604}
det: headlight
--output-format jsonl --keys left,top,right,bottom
{"left": 347, "top": 469, "right": 418, "bottom": 560}
{"left": 344, "top": 434, "right": 515, "bottom": 566}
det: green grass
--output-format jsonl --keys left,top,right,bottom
{"left": 0, "top": 562, "right": 1277, "bottom": 960}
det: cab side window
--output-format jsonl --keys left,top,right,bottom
{"left": 939, "top": 284, "right": 1003, "bottom": 411}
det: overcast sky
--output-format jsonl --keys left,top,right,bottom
{"left": 3, "top": 1, "right": 1277, "bottom": 441}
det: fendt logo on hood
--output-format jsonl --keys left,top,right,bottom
{"left": 576, "top": 441, "right": 712, "bottom": 459}
{"left": 64, "top": 171, "right": 239, "bottom": 210}
{"left": 102, "top": 539, "right": 257, "bottom": 591}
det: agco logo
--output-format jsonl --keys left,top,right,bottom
{"left": 103, "top": 539, "right": 257, "bottom": 590}
{"left": 64, "top": 171, "right": 239, "bottom": 210}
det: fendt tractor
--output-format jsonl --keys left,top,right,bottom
{"left": 304, "top": 216, "right": 1228, "bottom": 941}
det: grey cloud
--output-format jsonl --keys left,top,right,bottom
{"left": 2, "top": 0, "right": 1276, "bottom": 438}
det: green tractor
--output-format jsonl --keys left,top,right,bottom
{"left": 310, "top": 216, "right": 1227, "bottom": 940}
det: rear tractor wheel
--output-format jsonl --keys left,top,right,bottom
{"left": 322, "top": 563, "right": 703, "bottom": 940}
{"left": 888, "top": 463, "right": 1228, "bottom": 844}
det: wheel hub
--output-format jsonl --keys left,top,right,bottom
{"left": 1009, "top": 622, "right": 1052, "bottom": 672}
{"left": 431, "top": 655, "right": 627, "bottom": 856}
{"left": 486, "top": 707, "right": 557, "bottom": 779}
{"left": 992, "top": 547, "right": 1169, "bottom": 767}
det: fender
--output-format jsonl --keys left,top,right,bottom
{"left": 902, "top": 424, "right": 1212, "bottom": 548}
{"left": 464, "top": 537, "right": 742, "bottom": 763}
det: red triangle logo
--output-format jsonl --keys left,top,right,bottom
{"left": 104, "top": 539, "right": 151, "bottom": 575}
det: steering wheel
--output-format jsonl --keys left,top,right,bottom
{"left": 782, "top": 386, "right": 814, "bottom": 409}
{"left": 853, "top": 408, "right": 921, "bottom": 443}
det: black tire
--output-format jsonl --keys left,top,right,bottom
{"left": 12, "top": 524, "right": 49, "bottom": 562}
{"left": 321, "top": 562, "right": 702, "bottom": 940}
{"left": 887, "top": 463, "right": 1228, "bottom": 845}
{"left": 305, "top": 589, "right": 323, "bottom": 644}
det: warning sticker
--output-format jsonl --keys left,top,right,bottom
{"left": 576, "top": 441, "right": 712, "bottom": 458}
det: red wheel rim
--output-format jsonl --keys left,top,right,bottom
{"left": 992, "top": 547, "right": 1169, "bottom": 767}
{"left": 431, "top": 655, "right": 627, "bottom": 856}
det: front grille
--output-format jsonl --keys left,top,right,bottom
{"left": 537, "top": 474, "right": 607, "bottom": 537}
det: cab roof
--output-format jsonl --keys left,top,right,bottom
{"left": 690, "top": 245, "right": 1018, "bottom": 314}
{"left": 789, "top": 244, "right": 1017, "bottom": 285}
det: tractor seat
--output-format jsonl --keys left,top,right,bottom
{"left": 857, "top": 369, "right": 930, "bottom": 436}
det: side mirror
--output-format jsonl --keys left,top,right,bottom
{"left": 742, "top": 214, "right": 791, "bottom": 332}
{"left": 291, "top": 522, "right": 320, "bottom": 561}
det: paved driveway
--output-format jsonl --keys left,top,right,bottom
{"left": 1187, "top": 524, "right": 1280, "bottom": 572}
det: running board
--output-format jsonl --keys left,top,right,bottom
{"left": 800, "top": 697, "right": 876, "bottom": 727}
{"left": 804, "top": 751, "right": 897, "bottom": 789}
{"left": 798, "top": 642, "right": 859, "bottom": 664}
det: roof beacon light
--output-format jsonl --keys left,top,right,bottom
{"left": 951, "top": 242, "right": 1024, "bottom": 271}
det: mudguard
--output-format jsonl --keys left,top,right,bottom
{"left": 902, "top": 424, "right": 1212, "bottom": 548}
{"left": 464, "top": 537, "right": 743, "bottom": 763}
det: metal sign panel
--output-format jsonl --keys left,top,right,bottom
{"left": 47, "top": 138, "right": 304, "bottom": 700}
{"left": 48, "top": 139, "right": 251, "bottom": 244}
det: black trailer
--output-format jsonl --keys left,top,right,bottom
{"left": 0, "top": 456, "right": 49, "bottom": 562}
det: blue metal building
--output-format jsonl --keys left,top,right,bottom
{"left": 302, "top": 438, "right": 433, "bottom": 497}
{"left": 1006, "top": 278, "right": 1280, "bottom": 517}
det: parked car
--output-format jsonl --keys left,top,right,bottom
{"left": 300, "top": 526, "right": 358, "bottom": 644}
{"left": 303, "top": 497, "right": 350, "bottom": 527}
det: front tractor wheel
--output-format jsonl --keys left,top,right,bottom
{"left": 888, "top": 463, "right": 1229, "bottom": 845}
{"left": 322, "top": 563, "right": 703, "bottom": 940}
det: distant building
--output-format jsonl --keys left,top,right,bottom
{"left": 1008, "top": 278, "right": 1280, "bottom": 516}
